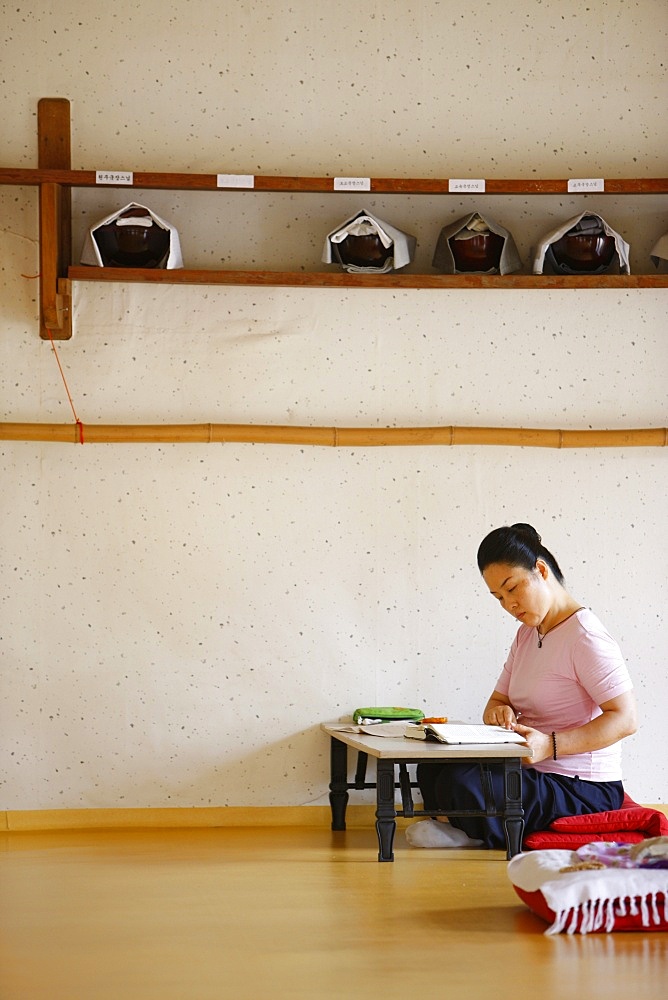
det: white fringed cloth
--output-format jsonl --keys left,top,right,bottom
{"left": 508, "top": 846, "right": 668, "bottom": 936}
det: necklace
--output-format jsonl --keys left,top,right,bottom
{"left": 537, "top": 607, "right": 584, "bottom": 648}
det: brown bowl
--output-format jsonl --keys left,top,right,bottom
{"left": 338, "top": 234, "right": 393, "bottom": 268}
{"left": 551, "top": 233, "right": 616, "bottom": 272}
{"left": 94, "top": 216, "right": 171, "bottom": 268}
{"left": 449, "top": 231, "right": 504, "bottom": 272}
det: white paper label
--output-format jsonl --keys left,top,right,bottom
{"left": 448, "top": 178, "right": 486, "bottom": 192}
{"left": 567, "top": 178, "right": 605, "bottom": 193}
{"left": 217, "top": 174, "right": 255, "bottom": 188}
{"left": 96, "top": 170, "right": 133, "bottom": 185}
{"left": 333, "top": 177, "right": 371, "bottom": 191}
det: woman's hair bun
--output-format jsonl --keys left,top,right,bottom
{"left": 478, "top": 522, "right": 564, "bottom": 584}
{"left": 511, "top": 522, "right": 542, "bottom": 545}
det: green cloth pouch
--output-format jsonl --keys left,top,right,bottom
{"left": 352, "top": 706, "right": 424, "bottom": 724}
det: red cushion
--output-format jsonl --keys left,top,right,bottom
{"left": 523, "top": 797, "right": 668, "bottom": 850}
{"left": 550, "top": 807, "right": 668, "bottom": 836}
{"left": 508, "top": 848, "right": 668, "bottom": 934}
{"left": 524, "top": 829, "right": 645, "bottom": 850}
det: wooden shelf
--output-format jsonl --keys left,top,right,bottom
{"left": 68, "top": 267, "right": 668, "bottom": 289}
{"left": 1, "top": 98, "right": 665, "bottom": 340}
{"left": 2, "top": 166, "right": 667, "bottom": 195}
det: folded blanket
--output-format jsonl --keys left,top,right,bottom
{"left": 524, "top": 795, "right": 668, "bottom": 850}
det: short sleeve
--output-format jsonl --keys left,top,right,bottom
{"left": 573, "top": 628, "right": 633, "bottom": 705}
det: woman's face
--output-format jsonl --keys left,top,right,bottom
{"left": 482, "top": 560, "right": 551, "bottom": 627}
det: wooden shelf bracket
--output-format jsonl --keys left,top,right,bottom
{"left": 38, "top": 98, "right": 72, "bottom": 340}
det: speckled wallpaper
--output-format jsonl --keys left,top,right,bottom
{"left": 1, "top": 1, "right": 667, "bottom": 810}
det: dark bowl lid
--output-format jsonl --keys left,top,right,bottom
{"left": 338, "top": 233, "right": 393, "bottom": 268}
{"left": 449, "top": 231, "right": 504, "bottom": 272}
{"left": 551, "top": 232, "right": 617, "bottom": 271}
{"left": 94, "top": 217, "right": 170, "bottom": 268}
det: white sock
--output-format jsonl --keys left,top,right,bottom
{"left": 405, "top": 819, "right": 483, "bottom": 848}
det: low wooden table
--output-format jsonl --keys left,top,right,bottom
{"left": 322, "top": 723, "right": 532, "bottom": 862}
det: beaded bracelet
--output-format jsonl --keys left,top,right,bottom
{"left": 551, "top": 731, "right": 558, "bottom": 760}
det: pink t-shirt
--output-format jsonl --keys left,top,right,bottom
{"left": 494, "top": 608, "right": 633, "bottom": 781}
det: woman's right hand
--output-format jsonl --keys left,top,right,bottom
{"left": 483, "top": 699, "right": 519, "bottom": 730}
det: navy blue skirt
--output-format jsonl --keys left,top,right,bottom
{"left": 415, "top": 761, "right": 625, "bottom": 849}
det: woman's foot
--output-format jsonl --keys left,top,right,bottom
{"left": 405, "top": 819, "right": 483, "bottom": 848}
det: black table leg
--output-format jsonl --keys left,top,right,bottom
{"left": 353, "top": 750, "right": 369, "bottom": 789}
{"left": 329, "top": 736, "right": 349, "bottom": 830}
{"left": 375, "top": 758, "right": 397, "bottom": 862}
{"left": 502, "top": 757, "right": 524, "bottom": 858}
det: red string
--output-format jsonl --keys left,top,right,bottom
{"left": 46, "top": 328, "right": 85, "bottom": 444}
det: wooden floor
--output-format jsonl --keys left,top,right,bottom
{"left": 1, "top": 823, "right": 666, "bottom": 1000}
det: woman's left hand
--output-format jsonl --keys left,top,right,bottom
{"left": 512, "top": 691, "right": 637, "bottom": 764}
{"left": 512, "top": 723, "right": 553, "bottom": 764}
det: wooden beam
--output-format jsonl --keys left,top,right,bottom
{"left": 38, "top": 98, "right": 72, "bottom": 340}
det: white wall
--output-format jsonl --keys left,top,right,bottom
{"left": 1, "top": 1, "right": 667, "bottom": 809}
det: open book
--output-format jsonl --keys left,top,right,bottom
{"left": 404, "top": 722, "right": 527, "bottom": 745}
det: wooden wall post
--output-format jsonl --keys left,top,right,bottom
{"left": 38, "top": 98, "right": 72, "bottom": 340}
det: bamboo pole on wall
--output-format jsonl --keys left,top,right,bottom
{"left": 0, "top": 422, "right": 666, "bottom": 447}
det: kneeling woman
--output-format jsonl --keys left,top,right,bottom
{"left": 409, "top": 523, "right": 637, "bottom": 849}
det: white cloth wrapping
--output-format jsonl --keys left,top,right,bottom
{"left": 431, "top": 212, "right": 522, "bottom": 275}
{"left": 80, "top": 202, "right": 184, "bottom": 269}
{"left": 322, "top": 210, "right": 417, "bottom": 272}
{"left": 650, "top": 232, "right": 668, "bottom": 267}
{"left": 507, "top": 848, "right": 668, "bottom": 935}
{"left": 532, "top": 212, "right": 630, "bottom": 275}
